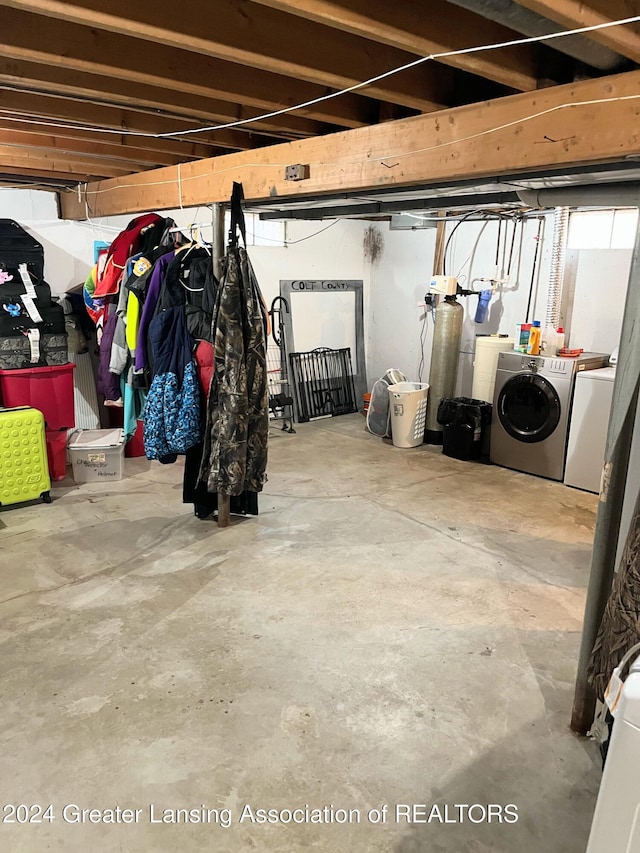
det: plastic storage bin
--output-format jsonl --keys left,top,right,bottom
{"left": 387, "top": 382, "right": 429, "bottom": 448}
{"left": 68, "top": 428, "right": 125, "bottom": 483}
{"left": 437, "top": 397, "right": 492, "bottom": 461}
{"left": 586, "top": 658, "right": 640, "bottom": 852}
{"left": 0, "top": 363, "right": 75, "bottom": 430}
{"left": 45, "top": 429, "right": 68, "bottom": 481}
{"left": 125, "top": 419, "right": 145, "bottom": 458}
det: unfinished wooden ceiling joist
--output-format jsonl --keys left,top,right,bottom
{"left": 0, "top": 0, "right": 636, "bottom": 187}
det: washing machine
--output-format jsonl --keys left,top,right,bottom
{"left": 490, "top": 351, "right": 609, "bottom": 481}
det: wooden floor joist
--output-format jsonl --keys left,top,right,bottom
{"left": 0, "top": 58, "right": 331, "bottom": 139}
{"left": 60, "top": 70, "right": 640, "bottom": 220}
{"left": 0, "top": 130, "right": 190, "bottom": 167}
{"left": 0, "top": 6, "right": 379, "bottom": 129}
{"left": 0, "top": 91, "right": 282, "bottom": 152}
{"left": 0, "top": 147, "right": 143, "bottom": 179}
{"left": 0, "top": 0, "right": 449, "bottom": 112}
{"left": 253, "top": 0, "right": 543, "bottom": 92}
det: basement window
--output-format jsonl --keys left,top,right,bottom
{"left": 224, "top": 211, "right": 285, "bottom": 247}
{"left": 567, "top": 208, "right": 639, "bottom": 250}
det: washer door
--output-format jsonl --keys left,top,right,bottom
{"left": 497, "top": 373, "right": 561, "bottom": 443}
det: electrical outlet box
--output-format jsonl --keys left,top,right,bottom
{"left": 285, "top": 164, "right": 310, "bottom": 182}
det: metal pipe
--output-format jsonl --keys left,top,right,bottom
{"left": 446, "top": 0, "right": 623, "bottom": 70}
{"left": 211, "top": 202, "right": 226, "bottom": 276}
{"left": 571, "top": 218, "right": 640, "bottom": 733}
{"left": 525, "top": 217, "right": 544, "bottom": 323}
{"left": 517, "top": 185, "right": 640, "bottom": 209}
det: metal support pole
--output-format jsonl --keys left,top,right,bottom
{"left": 571, "top": 215, "right": 640, "bottom": 733}
{"left": 211, "top": 203, "right": 230, "bottom": 528}
{"left": 212, "top": 202, "right": 226, "bottom": 279}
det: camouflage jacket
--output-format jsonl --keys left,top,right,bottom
{"left": 199, "top": 245, "right": 268, "bottom": 495}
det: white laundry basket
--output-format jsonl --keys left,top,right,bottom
{"left": 387, "top": 382, "right": 429, "bottom": 448}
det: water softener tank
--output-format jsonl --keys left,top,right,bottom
{"left": 425, "top": 296, "right": 464, "bottom": 444}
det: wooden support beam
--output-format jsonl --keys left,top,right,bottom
{"left": 252, "top": 0, "right": 543, "bottom": 92}
{"left": 0, "top": 129, "right": 186, "bottom": 167}
{"left": 0, "top": 147, "right": 141, "bottom": 178}
{"left": 59, "top": 71, "right": 640, "bottom": 220}
{"left": 512, "top": 0, "right": 640, "bottom": 62}
{"left": 0, "top": 0, "right": 451, "bottom": 112}
{"left": 0, "top": 6, "right": 378, "bottom": 128}
{"left": 0, "top": 58, "right": 330, "bottom": 139}
{"left": 0, "top": 91, "right": 276, "bottom": 152}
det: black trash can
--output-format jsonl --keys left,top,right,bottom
{"left": 436, "top": 397, "right": 492, "bottom": 461}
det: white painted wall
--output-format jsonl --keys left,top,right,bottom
{"left": 367, "top": 215, "right": 554, "bottom": 394}
{"left": 0, "top": 189, "right": 630, "bottom": 399}
{"left": 0, "top": 190, "right": 370, "bottom": 306}
{"left": 366, "top": 223, "right": 437, "bottom": 382}
{"left": 451, "top": 216, "right": 553, "bottom": 395}
{"left": 248, "top": 219, "right": 370, "bottom": 356}
{"left": 0, "top": 188, "right": 133, "bottom": 295}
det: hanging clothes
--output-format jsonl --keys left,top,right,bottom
{"left": 96, "top": 304, "right": 122, "bottom": 405}
{"left": 133, "top": 250, "right": 176, "bottom": 377}
{"left": 158, "top": 248, "right": 217, "bottom": 342}
{"left": 143, "top": 306, "right": 201, "bottom": 464}
{"left": 184, "top": 337, "right": 260, "bottom": 518}
{"left": 93, "top": 213, "right": 167, "bottom": 298}
{"left": 199, "top": 182, "right": 269, "bottom": 497}
{"left": 587, "top": 488, "right": 640, "bottom": 700}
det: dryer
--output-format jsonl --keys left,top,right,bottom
{"left": 564, "top": 366, "right": 616, "bottom": 493}
{"left": 490, "top": 351, "right": 608, "bottom": 481}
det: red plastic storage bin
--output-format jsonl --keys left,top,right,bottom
{"left": 125, "top": 419, "right": 145, "bottom": 458}
{"left": 0, "top": 363, "right": 75, "bottom": 430}
{"left": 45, "top": 429, "right": 68, "bottom": 481}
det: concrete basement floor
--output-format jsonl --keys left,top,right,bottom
{"left": 0, "top": 414, "right": 602, "bottom": 852}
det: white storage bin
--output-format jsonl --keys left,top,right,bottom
{"left": 68, "top": 428, "right": 125, "bottom": 483}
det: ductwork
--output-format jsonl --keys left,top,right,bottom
{"left": 447, "top": 0, "right": 623, "bottom": 71}
{"left": 516, "top": 184, "right": 640, "bottom": 208}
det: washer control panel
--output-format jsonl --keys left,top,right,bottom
{"left": 546, "top": 358, "right": 572, "bottom": 375}
{"left": 496, "top": 351, "right": 576, "bottom": 376}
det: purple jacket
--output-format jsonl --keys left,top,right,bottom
{"left": 97, "top": 308, "right": 121, "bottom": 403}
{"left": 134, "top": 251, "right": 175, "bottom": 372}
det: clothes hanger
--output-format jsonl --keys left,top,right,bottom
{"left": 179, "top": 223, "right": 212, "bottom": 259}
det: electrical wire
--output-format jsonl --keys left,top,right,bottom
{"left": 495, "top": 218, "right": 502, "bottom": 270}
{"left": 443, "top": 210, "right": 478, "bottom": 274}
{"left": 443, "top": 209, "right": 497, "bottom": 274}
{"left": 160, "top": 15, "right": 640, "bottom": 138}
{"left": 0, "top": 16, "right": 636, "bottom": 144}
{"left": 455, "top": 220, "right": 490, "bottom": 280}
{"left": 282, "top": 220, "right": 340, "bottom": 244}
{"left": 525, "top": 216, "right": 544, "bottom": 323}
{"left": 506, "top": 218, "right": 518, "bottom": 277}
{"left": 417, "top": 308, "right": 430, "bottom": 383}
